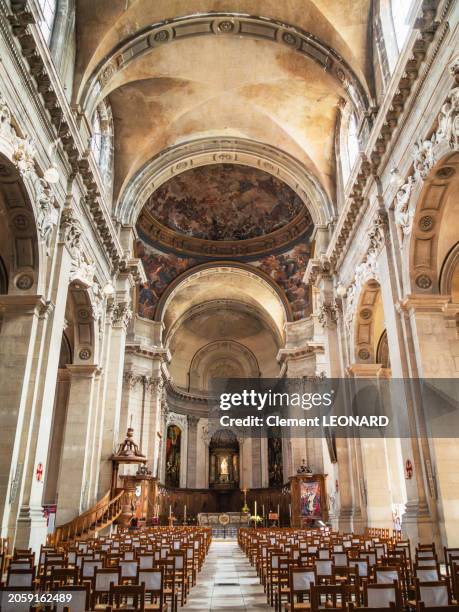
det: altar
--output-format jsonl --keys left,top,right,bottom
{"left": 197, "top": 512, "right": 250, "bottom": 527}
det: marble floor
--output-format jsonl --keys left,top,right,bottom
{"left": 184, "top": 540, "right": 270, "bottom": 611}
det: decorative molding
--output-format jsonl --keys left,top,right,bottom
{"left": 327, "top": 0, "right": 447, "bottom": 269}
{"left": 80, "top": 13, "right": 369, "bottom": 119}
{"left": 112, "top": 302, "right": 133, "bottom": 329}
{"left": 117, "top": 137, "right": 333, "bottom": 228}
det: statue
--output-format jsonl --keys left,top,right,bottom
{"left": 116, "top": 428, "right": 144, "bottom": 458}
{"left": 221, "top": 457, "right": 229, "bottom": 475}
{"left": 297, "top": 459, "right": 313, "bottom": 475}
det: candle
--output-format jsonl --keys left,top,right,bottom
{"left": 254, "top": 500, "right": 257, "bottom": 521}
{"left": 262, "top": 504, "right": 265, "bottom": 518}
{"left": 184, "top": 505, "right": 187, "bottom": 523}
{"left": 277, "top": 503, "right": 280, "bottom": 521}
{"left": 169, "top": 505, "right": 172, "bottom": 518}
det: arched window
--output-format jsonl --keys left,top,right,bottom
{"left": 379, "top": 0, "right": 414, "bottom": 74}
{"left": 391, "top": 0, "right": 412, "bottom": 52}
{"left": 38, "top": 0, "right": 57, "bottom": 43}
{"left": 340, "top": 107, "right": 360, "bottom": 186}
{"left": 91, "top": 108, "right": 103, "bottom": 166}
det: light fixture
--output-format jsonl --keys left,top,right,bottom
{"left": 336, "top": 284, "right": 347, "bottom": 298}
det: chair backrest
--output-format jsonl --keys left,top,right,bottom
{"left": 416, "top": 567, "right": 441, "bottom": 582}
{"left": 417, "top": 557, "right": 438, "bottom": 567}
{"left": 6, "top": 569, "right": 34, "bottom": 587}
{"left": 315, "top": 559, "right": 333, "bottom": 576}
{"left": 311, "top": 584, "right": 346, "bottom": 609}
{"left": 139, "top": 554, "right": 154, "bottom": 569}
{"left": 0, "top": 587, "right": 34, "bottom": 612}
{"left": 333, "top": 553, "right": 348, "bottom": 567}
{"left": 319, "top": 549, "right": 330, "bottom": 559}
{"left": 417, "top": 581, "right": 450, "bottom": 607}
{"left": 81, "top": 559, "right": 102, "bottom": 578}
{"left": 94, "top": 568, "right": 121, "bottom": 591}
{"left": 376, "top": 568, "right": 400, "bottom": 584}
{"left": 119, "top": 560, "right": 139, "bottom": 577}
{"left": 138, "top": 568, "right": 163, "bottom": 592}
{"left": 350, "top": 559, "right": 369, "bottom": 578}
{"left": 365, "top": 582, "right": 400, "bottom": 608}
{"left": 54, "top": 585, "right": 90, "bottom": 612}
{"left": 291, "top": 567, "right": 316, "bottom": 591}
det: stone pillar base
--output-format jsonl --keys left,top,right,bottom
{"left": 15, "top": 505, "right": 48, "bottom": 556}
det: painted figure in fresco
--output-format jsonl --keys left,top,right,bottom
{"left": 165, "top": 425, "right": 181, "bottom": 488}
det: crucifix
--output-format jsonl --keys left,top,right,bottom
{"left": 241, "top": 487, "right": 249, "bottom": 513}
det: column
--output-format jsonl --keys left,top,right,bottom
{"left": 0, "top": 295, "right": 46, "bottom": 541}
{"left": 55, "top": 364, "right": 99, "bottom": 526}
{"left": 186, "top": 415, "right": 199, "bottom": 488}
{"left": 97, "top": 301, "right": 132, "bottom": 495}
{"left": 402, "top": 296, "right": 459, "bottom": 545}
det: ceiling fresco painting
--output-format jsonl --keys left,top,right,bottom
{"left": 136, "top": 240, "right": 312, "bottom": 322}
{"left": 143, "top": 164, "right": 305, "bottom": 241}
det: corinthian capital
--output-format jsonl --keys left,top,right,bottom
{"left": 113, "top": 301, "right": 133, "bottom": 329}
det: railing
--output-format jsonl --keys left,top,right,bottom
{"left": 52, "top": 489, "right": 126, "bottom": 545}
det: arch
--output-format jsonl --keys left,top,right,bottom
{"left": 408, "top": 153, "right": 459, "bottom": 295}
{"left": 439, "top": 242, "right": 459, "bottom": 300}
{"left": 66, "top": 282, "right": 99, "bottom": 365}
{"left": 154, "top": 262, "right": 293, "bottom": 340}
{"left": 353, "top": 280, "right": 388, "bottom": 366}
{"left": 117, "top": 138, "right": 332, "bottom": 228}
{"left": 0, "top": 153, "right": 41, "bottom": 295}
{"left": 189, "top": 340, "right": 260, "bottom": 393}
{"left": 79, "top": 13, "right": 370, "bottom": 119}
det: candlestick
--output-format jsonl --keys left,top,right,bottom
{"left": 254, "top": 500, "right": 257, "bottom": 523}
{"left": 277, "top": 503, "right": 280, "bottom": 525}
{"left": 184, "top": 504, "right": 187, "bottom": 524}
{"left": 169, "top": 505, "right": 172, "bottom": 518}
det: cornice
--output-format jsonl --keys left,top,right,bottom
{"left": 2, "top": 0, "right": 124, "bottom": 270}
{"left": 327, "top": 0, "right": 447, "bottom": 271}
{"left": 138, "top": 206, "right": 313, "bottom": 260}
{"left": 125, "top": 342, "right": 171, "bottom": 363}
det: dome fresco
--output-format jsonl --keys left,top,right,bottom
{"left": 143, "top": 164, "right": 305, "bottom": 242}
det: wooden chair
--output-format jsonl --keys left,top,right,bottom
{"left": 0, "top": 586, "right": 34, "bottom": 612}
{"left": 6, "top": 568, "right": 35, "bottom": 588}
{"left": 52, "top": 584, "right": 91, "bottom": 612}
{"left": 310, "top": 584, "right": 346, "bottom": 610}
{"left": 137, "top": 568, "right": 167, "bottom": 610}
{"left": 287, "top": 566, "right": 316, "bottom": 610}
{"left": 91, "top": 568, "right": 121, "bottom": 610}
{"left": 363, "top": 581, "right": 402, "bottom": 608}
{"left": 415, "top": 580, "right": 452, "bottom": 608}
{"left": 107, "top": 583, "right": 146, "bottom": 611}
{"left": 417, "top": 606, "right": 459, "bottom": 612}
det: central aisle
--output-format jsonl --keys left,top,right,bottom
{"left": 185, "top": 540, "right": 270, "bottom": 610}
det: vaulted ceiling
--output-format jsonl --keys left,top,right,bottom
{"left": 74, "top": 0, "right": 373, "bottom": 205}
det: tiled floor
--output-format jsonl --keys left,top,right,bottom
{"left": 184, "top": 540, "right": 270, "bottom": 611}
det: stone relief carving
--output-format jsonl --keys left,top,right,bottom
{"left": 35, "top": 177, "right": 59, "bottom": 253}
{"left": 394, "top": 83, "right": 459, "bottom": 242}
{"left": 344, "top": 249, "right": 380, "bottom": 332}
{"left": 112, "top": 302, "right": 133, "bottom": 329}
{"left": 394, "top": 177, "right": 415, "bottom": 238}
{"left": 317, "top": 301, "right": 338, "bottom": 328}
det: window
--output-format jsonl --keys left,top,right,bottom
{"left": 391, "top": 0, "right": 412, "bottom": 51}
{"left": 347, "top": 113, "right": 359, "bottom": 172}
{"left": 91, "top": 109, "right": 103, "bottom": 165}
{"left": 340, "top": 108, "right": 360, "bottom": 186}
{"left": 38, "top": 0, "right": 57, "bottom": 44}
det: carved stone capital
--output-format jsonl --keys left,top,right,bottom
{"left": 303, "top": 256, "right": 333, "bottom": 287}
{"left": 112, "top": 302, "right": 133, "bottom": 329}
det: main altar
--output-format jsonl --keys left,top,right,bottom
{"left": 197, "top": 512, "right": 250, "bottom": 527}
